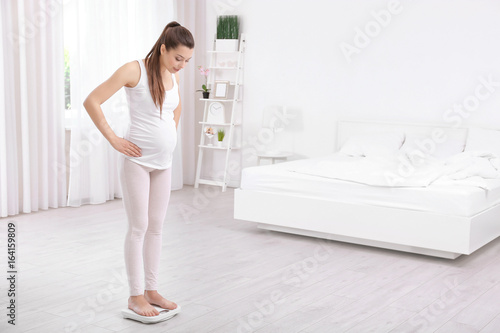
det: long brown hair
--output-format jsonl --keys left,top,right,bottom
{"left": 145, "top": 21, "right": 194, "bottom": 114}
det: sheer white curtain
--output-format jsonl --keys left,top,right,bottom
{"left": 176, "top": 0, "right": 204, "bottom": 186}
{"left": 0, "top": 0, "right": 66, "bottom": 217}
{"left": 65, "top": 0, "right": 177, "bottom": 206}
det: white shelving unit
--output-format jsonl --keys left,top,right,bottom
{"left": 194, "top": 34, "right": 246, "bottom": 192}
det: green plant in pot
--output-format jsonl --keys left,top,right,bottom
{"left": 216, "top": 15, "right": 239, "bottom": 51}
{"left": 217, "top": 128, "right": 225, "bottom": 147}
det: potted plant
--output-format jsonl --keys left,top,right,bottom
{"left": 217, "top": 128, "right": 225, "bottom": 147}
{"left": 197, "top": 66, "right": 210, "bottom": 99}
{"left": 215, "top": 15, "right": 239, "bottom": 51}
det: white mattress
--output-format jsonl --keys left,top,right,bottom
{"left": 240, "top": 155, "right": 500, "bottom": 217}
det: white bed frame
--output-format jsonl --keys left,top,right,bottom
{"left": 234, "top": 121, "right": 500, "bottom": 259}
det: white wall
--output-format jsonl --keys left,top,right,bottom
{"left": 203, "top": 0, "right": 500, "bottom": 176}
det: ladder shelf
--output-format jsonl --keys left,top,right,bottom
{"left": 194, "top": 34, "right": 246, "bottom": 192}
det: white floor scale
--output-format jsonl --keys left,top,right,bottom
{"left": 121, "top": 305, "right": 181, "bottom": 324}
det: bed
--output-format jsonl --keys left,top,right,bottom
{"left": 234, "top": 121, "right": 500, "bottom": 259}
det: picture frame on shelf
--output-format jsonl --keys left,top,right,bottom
{"left": 214, "top": 80, "right": 229, "bottom": 99}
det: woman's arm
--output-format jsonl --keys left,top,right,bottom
{"left": 173, "top": 72, "right": 181, "bottom": 129}
{"left": 83, "top": 61, "right": 142, "bottom": 157}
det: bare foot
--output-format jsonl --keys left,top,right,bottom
{"left": 128, "top": 295, "right": 160, "bottom": 317}
{"left": 144, "top": 290, "right": 178, "bottom": 310}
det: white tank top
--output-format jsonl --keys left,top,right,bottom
{"left": 123, "top": 59, "right": 179, "bottom": 169}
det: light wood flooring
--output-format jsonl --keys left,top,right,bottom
{"left": 2, "top": 185, "right": 500, "bottom": 332}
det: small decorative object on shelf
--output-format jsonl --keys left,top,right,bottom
{"left": 214, "top": 81, "right": 229, "bottom": 99}
{"left": 216, "top": 15, "right": 239, "bottom": 51}
{"left": 217, "top": 60, "right": 238, "bottom": 68}
{"left": 197, "top": 66, "right": 210, "bottom": 99}
{"left": 205, "top": 126, "right": 214, "bottom": 146}
{"left": 217, "top": 128, "right": 225, "bottom": 147}
{"left": 207, "top": 102, "right": 225, "bottom": 124}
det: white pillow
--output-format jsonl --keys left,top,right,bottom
{"left": 339, "top": 132, "right": 405, "bottom": 158}
{"left": 401, "top": 133, "right": 465, "bottom": 163}
{"left": 465, "top": 127, "right": 500, "bottom": 156}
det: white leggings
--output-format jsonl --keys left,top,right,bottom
{"left": 120, "top": 158, "right": 172, "bottom": 296}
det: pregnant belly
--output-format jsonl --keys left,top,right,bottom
{"left": 127, "top": 121, "right": 177, "bottom": 159}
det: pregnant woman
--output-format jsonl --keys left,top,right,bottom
{"left": 83, "top": 21, "right": 194, "bottom": 319}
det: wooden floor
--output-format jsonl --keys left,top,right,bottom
{"left": 2, "top": 185, "right": 500, "bottom": 332}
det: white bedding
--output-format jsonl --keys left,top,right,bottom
{"left": 240, "top": 153, "right": 500, "bottom": 217}
{"left": 289, "top": 151, "right": 500, "bottom": 189}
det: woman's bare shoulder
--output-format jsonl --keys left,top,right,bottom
{"left": 120, "top": 60, "right": 141, "bottom": 88}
